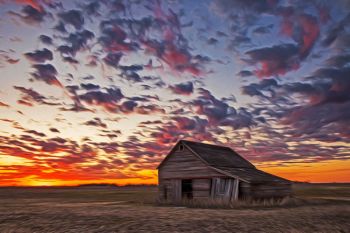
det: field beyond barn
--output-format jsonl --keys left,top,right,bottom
{"left": 0, "top": 183, "right": 349, "bottom": 233}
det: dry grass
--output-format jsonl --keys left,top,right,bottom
{"left": 158, "top": 196, "right": 310, "bottom": 209}
{"left": 0, "top": 184, "right": 349, "bottom": 233}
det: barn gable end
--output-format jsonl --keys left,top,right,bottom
{"left": 158, "top": 141, "right": 224, "bottom": 180}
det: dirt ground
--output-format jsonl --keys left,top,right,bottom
{"left": 0, "top": 184, "right": 349, "bottom": 233}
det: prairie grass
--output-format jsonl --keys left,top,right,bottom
{"left": 157, "top": 196, "right": 313, "bottom": 209}
{"left": 0, "top": 184, "right": 349, "bottom": 232}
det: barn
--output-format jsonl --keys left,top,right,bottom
{"left": 157, "top": 140, "right": 292, "bottom": 203}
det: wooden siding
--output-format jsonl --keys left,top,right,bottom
{"left": 158, "top": 179, "right": 182, "bottom": 202}
{"left": 192, "top": 179, "right": 211, "bottom": 198}
{"left": 158, "top": 147, "right": 225, "bottom": 179}
{"left": 239, "top": 182, "right": 292, "bottom": 199}
{"left": 210, "top": 178, "right": 239, "bottom": 202}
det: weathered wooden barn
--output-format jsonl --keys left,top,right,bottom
{"left": 157, "top": 140, "right": 292, "bottom": 203}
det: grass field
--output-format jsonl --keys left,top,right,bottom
{"left": 0, "top": 183, "right": 349, "bottom": 233}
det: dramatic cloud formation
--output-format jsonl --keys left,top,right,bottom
{"left": 0, "top": 0, "right": 349, "bottom": 186}
{"left": 245, "top": 44, "right": 299, "bottom": 78}
{"left": 30, "top": 64, "right": 62, "bottom": 87}
{"left": 169, "top": 82, "right": 194, "bottom": 95}
{"left": 24, "top": 48, "right": 53, "bottom": 63}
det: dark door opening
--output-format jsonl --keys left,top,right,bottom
{"left": 182, "top": 179, "right": 193, "bottom": 199}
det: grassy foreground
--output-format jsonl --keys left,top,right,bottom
{"left": 0, "top": 183, "right": 349, "bottom": 233}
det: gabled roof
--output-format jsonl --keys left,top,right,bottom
{"left": 217, "top": 167, "right": 290, "bottom": 184}
{"left": 181, "top": 140, "right": 255, "bottom": 169}
{"left": 158, "top": 140, "right": 290, "bottom": 184}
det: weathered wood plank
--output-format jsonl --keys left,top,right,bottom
{"left": 193, "top": 190, "right": 210, "bottom": 198}
{"left": 159, "top": 147, "right": 224, "bottom": 179}
{"left": 210, "top": 178, "right": 217, "bottom": 198}
{"left": 223, "top": 179, "right": 232, "bottom": 201}
{"left": 192, "top": 179, "right": 211, "bottom": 190}
{"left": 231, "top": 178, "right": 239, "bottom": 201}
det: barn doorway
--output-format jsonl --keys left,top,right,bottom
{"left": 181, "top": 179, "right": 193, "bottom": 199}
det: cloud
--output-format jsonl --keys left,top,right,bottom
{"left": 237, "top": 70, "right": 253, "bottom": 78}
{"left": 49, "top": 128, "right": 60, "bottom": 133}
{"left": 298, "top": 14, "right": 320, "bottom": 58}
{"left": 9, "top": 5, "right": 47, "bottom": 25}
{"left": 57, "top": 45, "right": 75, "bottom": 57}
{"left": 78, "top": 87, "right": 124, "bottom": 112}
{"left": 159, "top": 44, "right": 203, "bottom": 76}
{"left": 245, "top": 44, "right": 299, "bottom": 78}
{"left": 63, "top": 30, "right": 95, "bottom": 54}
{"left": 53, "top": 21, "right": 67, "bottom": 33}
{"left": 39, "top": 35, "right": 53, "bottom": 45}
{"left": 2, "top": 0, "right": 350, "bottom": 184}
{"left": 253, "top": 24, "right": 273, "bottom": 34}
{"left": 241, "top": 79, "right": 279, "bottom": 98}
{"left": 308, "top": 67, "right": 350, "bottom": 105}
{"left": 98, "top": 129, "right": 121, "bottom": 139}
{"left": 103, "top": 52, "right": 123, "bottom": 69}
{"left": 169, "top": 81, "right": 194, "bottom": 95}
{"left": 172, "top": 116, "right": 197, "bottom": 130}
{"left": 24, "top": 48, "right": 53, "bottom": 63}
{"left": 84, "top": 117, "right": 107, "bottom": 128}
{"left": 118, "top": 65, "right": 145, "bottom": 83}
{"left": 0, "top": 101, "right": 9, "bottom": 107}
{"left": 322, "top": 13, "right": 350, "bottom": 47}
{"left": 119, "top": 100, "right": 138, "bottom": 113}
{"left": 24, "top": 129, "right": 46, "bottom": 137}
{"left": 99, "top": 20, "right": 138, "bottom": 52}
{"left": 13, "top": 86, "right": 59, "bottom": 106}
{"left": 121, "top": 71, "right": 142, "bottom": 83}
{"left": 58, "top": 9, "right": 84, "bottom": 30}
{"left": 90, "top": 142, "right": 119, "bottom": 154}
{"left": 325, "top": 54, "right": 350, "bottom": 68}
{"left": 62, "top": 56, "right": 79, "bottom": 65}
{"left": 80, "top": 1, "right": 101, "bottom": 16}
{"left": 30, "top": 64, "right": 62, "bottom": 87}
{"left": 242, "top": 66, "right": 350, "bottom": 150}
{"left": 134, "top": 104, "right": 165, "bottom": 115}
{"left": 278, "top": 7, "right": 322, "bottom": 58}
{"left": 13, "top": 0, "right": 44, "bottom": 11}
{"left": 211, "top": 0, "right": 278, "bottom": 16}
{"left": 189, "top": 88, "right": 257, "bottom": 129}
{"left": 80, "top": 83, "right": 100, "bottom": 90}
{"left": 139, "top": 1, "right": 206, "bottom": 76}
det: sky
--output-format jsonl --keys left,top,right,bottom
{"left": 0, "top": 0, "right": 349, "bottom": 186}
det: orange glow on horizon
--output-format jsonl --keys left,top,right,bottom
{"left": 1, "top": 160, "right": 349, "bottom": 187}
{"left": 259, "top": 160, "right": 350, "bottom": 183}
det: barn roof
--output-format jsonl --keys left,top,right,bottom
{"left": 217, "top": 167, "right": 290, "bottom": 184}
{"left": 158, "top": 140, "right": 290, "bottom": 184}
{"left": 181, "top": 140, "right": 255, "bottom": 169}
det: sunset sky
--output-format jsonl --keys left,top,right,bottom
{"left": 0, "top": 0, "right": 349, "bottom": 186}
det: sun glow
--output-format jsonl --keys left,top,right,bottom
{"left": 259, "top": 160, "right": 350, "bottom": 183}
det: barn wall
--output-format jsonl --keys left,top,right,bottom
{"left": 210, "top": 178, "right": 239, "bottom": 202}
{"left": 239, "top": 182, "right": 292, "bottom": 199}
{"left": 158, "top": 146, "right": 225, "bottom": 179}
{"left": 239, "top": 182, "right": 252, "bottom": 198}
{"left": 159, "top": 178, "right": 212, "bottom": 201}
{"left": 192, "top": 178, "right": 211, "bottom": 199}
{"left": 158, "top": 178, "right": 181, "bottom": 202}
{"left": 251, "top": 183, "right": 292, "bottom": 198}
